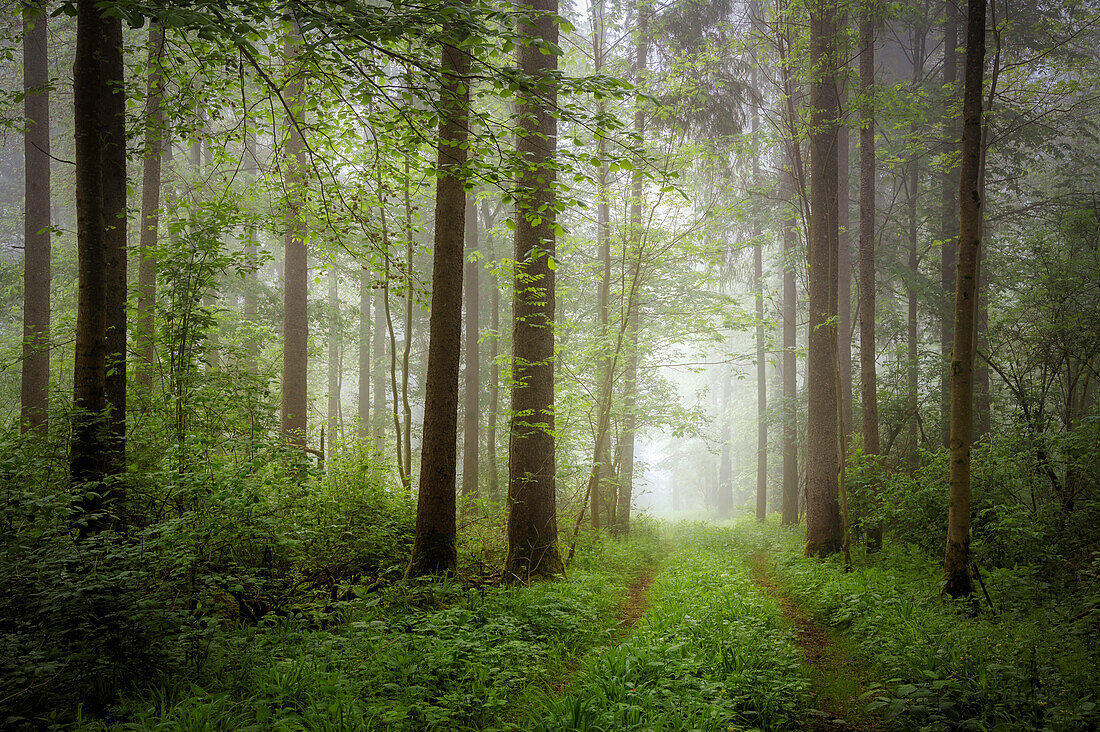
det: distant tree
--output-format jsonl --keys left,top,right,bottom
{"left": 359, "top": 269, "right": 371, "bottom": 440}
{"left": 506, "top": 0, "right": 565, "bottom": 579}
{"left": 944, "top": 0, "right": 986, "bottom": 600}
{"left": 136, "top": 22, "right": 166, "bottom": 394}
{"left": 781, "top": 168, "right": 799, "bottom": 527}
{"left": 805, "top": 0, "right": 843, "bottom": 557}
{"left": 71, "top": 0, "right": 127, "bottom": 530}
{"left": 21, "top": 4, "right": 49, "bottom": 434}
{"left": 281, "top": 19, "right": 308, "bottom": 447}
{"left": 407, "top": 10, "right": 470, "bottom": 576}
{"left": 462, "top": 192, "right": 480, "bottom": 499}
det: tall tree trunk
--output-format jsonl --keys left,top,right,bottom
{"left": 944, "top": 0, "right": 985, "bottom": 600}
{"left": 21, "top": 5, "right": 49, "bottom": 433}
{"left": 718, "top": 368, "right": 733, "bottom": 517}
{"left": 327, "top": 257, "right": 340, "bottom": 464}
{"left": 753, "top": 66, "right": 767, "bottom": 522}
{"left": 372, "top": 281, "right": 386, "bottom": 453}
{"left": 614, "top": 0, "right": 649, "bottom": 537}
{"left": 281, "top": 21, "right": 308, "bottom": 447}
{"left": 940, "top": 0, "right": 960, "bottom": 447}
{"left": 72, "top": 0, "right": 126, "bottom": 530}
{"left": 838, "top": 80, "right": 854, "bottom": 453}
{"left": 407, "top": 18, "right": 470, "bottom": 576}
{"left": 506, "top": 0, "right": 565, "bottom": 579}
{"left": 462, "top": 193, "right": 480, "bottom": 499}
{"left": 402, "top": 158, "right": 415, "bottom": 481}
{"left": 805, "top": 0, "right": 842, "bottom": 557}
{"left": 781, "top": 169, "right": 799, "bottom": 526}
{"left": 137, "top": 22, "right": 165, "bottom": 394}
{"left": 488, "top": 264, "right": 501, "bottom": 502}
{"left": 590, "top": 0, "right": 611, "bottom": 530}
{"left": 359, "top": 268, "right": 371, "bottom": 441}
{"left": 906, "top": 29, "right": 925, "bottom": 469}
{"left": 859, "top": 0, "right": 882, "bottom": 552}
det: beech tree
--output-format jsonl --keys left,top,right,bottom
{"left": 21, "top": 5, "right": 49, "bottom": 434}
{"left": 408, "top": 10, "right": 471, "bottom": 577}
{"left": 506, "top": 0, "right": 565, "bottom": 579}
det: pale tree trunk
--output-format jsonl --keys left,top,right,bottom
{"left": 613, "top": 0, "right": 649, "bottom": 537}
{"left": 372, "top": 281, "right": 386, "bottom": 453}
{"left": 407, "top": 17, "right": 469, "bottom": 576}
{"left": 402, "top": 159, "right": 414, "bottom": 481}
{"left": 137, "top": 22, "right": 165, "bottom": 394}
{"left": 718, "top": 368, "right": 733, "bottom": 517}
{"left": 590, "top": 0, "right": 611, "bottom": 530}
{"left": 906, "top": 28, "right": 925, "bottom": 470}
{"left": 281, "top": 21, "right": 308, "bottom": 447}
{"left": 805, "top": 0, "right": 842, "bottom": 557}
{"left": 21, "top": 5, "right": 49, "bottom": 433}
{"left": 462, "top": 193, "right": 480, "bottom": 499}
{"left": 488, "top": 263, "right": 501, "bottom": 502}
{"left": 242, "top": 130, "right": 259, "bottom": 374}
{"left": 944, "top": 0, "right": 985, "bottom": 600}
{"left": 781, "top": 169, "right": 799, "bottom": 526}
{"left": 859, "top": 0, "right": 882, "bottom": 552}
{"left": 753, "top": 65, "right": 767, "bottom": 522}
{"left": 359, "top": 268, "right": 371, "bottom": 441}
{"left": 506, "top": 0, "right": 565, "bottom": 579}
{"left": 72, "top": 0, "right": 126, "bottom": 530}
{"left": 838, "top": 82, "right": 854, "bottom": 454}
{"left": 327, "top": 257, "right": 340, "bottom": 464}
{"left": 940, "top": 0, "right": 960, "bottom": 447}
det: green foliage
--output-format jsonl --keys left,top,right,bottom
{"left": 534, "top": 523, "right": 808, "bottom": 731}
{"left": 742, "top": 521, "right": 1100, "bottom": 732}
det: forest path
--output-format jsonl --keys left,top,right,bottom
{"left": 749, "top": 553, "right": 885, "bottom": 732}
{"left": 617, "top": 566, "right": 658, "bottom": 630}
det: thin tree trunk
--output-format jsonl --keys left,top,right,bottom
{"left": 281, "top": 21, "right": 308, "bottom": 447}
{"left": 506, "top": 0, "right": 565, "bottom": 579}
{"left": 136, "top": 22, "right": 164, "bottom": 394}
{"left": 944, "top": 0, "right": 986, "bottom": 600}
{"left": 373, "top": 276, "right": 387, "bottom": 454}
{"left": 906, "top": 28, "right": 925, "bottom": 469}
{"left": 838, "top": 77, "right": 854, "bottom": 454}
{"left": 21, "top": 5, "right": 50, "bottom": 433}
{"left": 403, "top": 158, "right": 414, "bottom": 481}
{"left": 359, "top": 268, "right": 371, "bottom": 441}
{"left": 488, "top": 265, "right": 501, "bottom": 502}
{"left": 327, "top": 256, "right": 340, "bottom": 464}
{"left": 781, "top": 169, "right": 799, "bottom": 526}
{"left": 753, "top": 66, "right": 767, "bottom": 522}
{"left": 718, "top": 368, "right": 733, "bottom": 517}
{"left": 407, "top": 18, "right": 470, "bottom": 576}
{"left": 242, "top": 130, "right": 259, "bottom": 375}
{"left": 859, "top": 0, "right": 882, "bottom": 552}
{"left": 462, "top": 192, "right": 480, "bottom": 499}
{"left": 940, "top": 0, "right": 960, "bottom": 447}
{"left": 590, "top": 0, "right": 611, "bottom": 530}
{"left": 805, "top": 0, "right": 842, "bottom": 557}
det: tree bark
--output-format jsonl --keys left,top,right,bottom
{"left": 488, "top": 261, "right": 501, "bottom": 502}
{"left": 136, "top": 23, "right": 165, "bottom": 395}
{"left": 506, "top": 0, "right": 565, "bottom": 579}
{"left": 327, "top": 257, "right": 340, "bottom": 464}
{"left": 281, "top": 21, "right": 308, "bottom": 447}
{"left": 21, "top": 5, "right": 49, "bottom": 433}
{"left": 838, "top": 78, "right": 854, "bottom": 454}
{"left": 359, "top": 268, "right": 371, "bottom": 441}
{"left": 462, "top": 192, "right": 480, "bottom": 499}
{"left": 805, "top": 0, "right": 842, "bottom": 557}
{"left": 781, "top": 167, "right": 799, "bottom": 526}
{"left": 590, "top": 0, "right": 611, "bottom": 530}
{"left": 72, "top": 0, "right": 126, "bottom": 530}
{"left": 718, "top": 368, "right": 733, "bottom": 517}
{"left": 373, "top": 279, "right": 387, "bottom": 453}
{"left": 753, "top": 66, "right": 767, "bottom": 522}
{"left": 940, "top": 0, "right": 960, "bottom": 447}
{"left": 944, "top": 0, "right": 986, "bottom": 600}
{"left": 407, "top": 19, "right": 470, "bottom": 576}
{"left": 859, "top": 0, "right": 882, "bottom": 552}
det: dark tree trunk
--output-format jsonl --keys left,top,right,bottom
{"left": 940, "top": 0, "right": 960, "bottom": 447}
{"left": 506, "top": 0, "right": 565, "bottom": 580}
{"left": 136, "top": 22, "right": 165, "bottom": 395}
{"left": 21, "top": 6, "right": 49, "bottom": 434}
{"left": 838, "top": 84, "right": 854, "bottom": 454}
{"left": 488, "top": 263, "right": 501, "bottom": 502}
{"left": 859, "top": 0, "right": 882, "bottom": 552}
{"left": 805, "top": 0, "right": 842, "bottom": 557}
{"left": 281, "top": 22, "right": 308, "bottom": 447}
{"left": 462, "top": 192, "right": 480, "bottom": 499}
{"left": 359, "top": 268, "right": 371, "bottom": 441}
{"left": 407, "top": 20, "right": 470, "bottom": 576}
{"left": 944, "top": 0, "right": 986, "bottom": 599}
{"left": 72, "top": 0, "right": 126, "bottom": 530}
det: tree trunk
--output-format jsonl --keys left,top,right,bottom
{"left": 327, "top": 257, "right": 340, "bottom": 464}
{"left": 72, "top": 0, "right": 126, "bottom": 530}
{"left": 906, "top": 28, "right": 925, "bottom": 469}
{"left": 718, "top": 368, "right": 733, "bottom": 517}
{"left": 753, "top": 67, "right": 767, "bottom": 522}
{"left": 590, "top": 0, "right": 611, "bottom": 530}
{"left": 944, "top": 0, "right": 986, "bottom": 599}
{"left": 940, "top": 0, "right": 960, "bottom": 447}
{"left": 781, "top": 169, "right": 799, "bottom": 527}
{"left": 21, "top": 5, "right": 49, "bottom": 433}
{"left": 281, "top": 21, "right": 308, "bottom": 447}
{"left": 488, "top": 264, "right": 501, "bottom": 502}
{"left": 838, "top": 80, "right": 854, "bottom": 454}
{"left": 407, "top": 19, "right": 470, "bottom": 576}
{"left": 506, "top": 0, "right": 565, "bottom": 580}
{"left": 359, "top": 268, "right": 371, "bottom": 441}
{"left": 137, "top": 22, "right": 165, "bottom": 394}
{"left": 805, "top": 0, "right": 842, "bottom": 557}
{"left": 373, "top": 280, "right": 387, "bottom": 454}
{"left": 859, "top": 0, "right": 882, "bottom": 552}
{"left": 462, "top": 193, "right": 480, "bottom": 499}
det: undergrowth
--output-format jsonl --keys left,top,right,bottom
{"left": 532, "top": 522, "right": 809, "bottom": 731}
{"left": 735, "top": 518, "right": 1100, "bottom": 732}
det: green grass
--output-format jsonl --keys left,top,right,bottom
{"left": 530, "top": 522, "right": 809, "bottom": 731}
{"left": 731, "top": 517, "right": 1100, "bottom": 732}
{"left": 80, "top": 524, "right": 665, "bottom": 732}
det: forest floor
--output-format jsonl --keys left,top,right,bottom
{"left": 750, "top": 553, "right": 885, "bottom": 732}
{"left": 618, "top": 567, "right": 658, "bottom": 629}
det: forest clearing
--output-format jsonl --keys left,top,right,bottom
{"left": 2, "top": 0, "right": 1099, "bottom": 728}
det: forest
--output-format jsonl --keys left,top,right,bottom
{"left": 1, "top": 0, "right": 1098, "bottom": 728}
